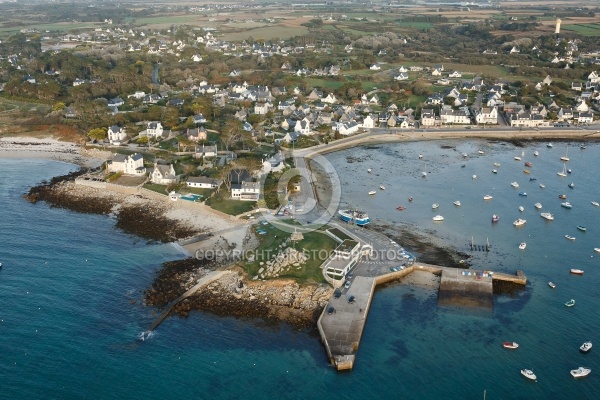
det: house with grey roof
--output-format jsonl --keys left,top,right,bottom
{"left": 150, "top": 162, "right": 178, "bottom": 185}
{"left": 107, "top": 153, "right": 146, "bottom": 175}
{"left": 140, "top": 122, "right": 164, "bottom": 139}
{"left": 107, "top": 125, "right": 126, "bottom": 145}
{"left": 187, "top": 176, "right": 220, "bottom": 189}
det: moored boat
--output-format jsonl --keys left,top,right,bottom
{"left": 422, "top": 171, "right": 427, "bottom": 177}
{"left": 408, "top": 196, "right": 413, "bottom": 202}
{"left": 483, "top": 195, "right": 493, "bottom": 200}
{"left": 478, "top": 150, "right": 485, "bottom": 155}
{"left": 432, "top": 215, "right": 444, "bottom": 221}
{"left": 472, "top": 174, "right": 477, "bottom": 179}
{"left": 503, "top": 342, "right": 519, "bottom": 349}
{"left": 570, "top": 269, "right": 584, "bottom": 275}
{"left": 521, "top": 369, "right": 537, "bottom": 381}
{"left": 561, "top": 202, "right": 572, "bottom": 209}
{"left": 577, "top": 225, "right": 586, "bottom": 232}
{"left": 519, "top": 192, "right": 527, "bottom": 196}
{"left": 380, "top": 185, "right": 385, "bottom": 190}
{"left": 534, "top": 203, "right": 542, "bottom": 209}
{"left": 519, "top": 206, "right": 525, "bottom": 212}
{"left": 396, "top": 206, "right": 405, "bottom": 211}
{"left": 565, "top": 235, "right": 576, "bottom": 241}
{"left": 368, "top": 190, "right": 376, "bottom": 195}
{"left": 492, "top": 214, "right": 499, "bottom": 222}
{"left": 540, "top": 183, "right": 545, "bottom": 188}
{"left": 540, "top": 213, "right": 554, "bottom": 221}
{"left": 432, "top": 203, "right": 439, "bottom": 209}
{"left": 367, "top": 168, "right": 372, "bottom": 173}
{"left": 534, "top": 150, "right": 539, "bottom": 156}
{"left": 570, "top": 367, "right": 591, "bottom": 378}
{"left": 548, "top": 281, "right": 556, "bottom": 288}
{"left": 513, "top": 218, "right": 527, "bottom": 227}
{"left": 559, "top": 194, "right": 567, "bottom": 199}
{"left": 547, "top": 143, "right": 553, "bottom": 148}
{"left": 529, "top": 177, "right": 537, "bottom": 181}
{"left": 558, "top": 163, "right": 567, "bottom": 177}
{"left": 492, "top": 169, "right": 497, "bottom": 174}
{"left": 511, "top": 182, "right": 519, "bottom": 188}
{"left": 525, "top": 161, "right": 532, "bottom": 167}
{"left": 493, "top": 162, "right": 501, "bottom": 167}
{"left": 560, "top": 145, "right": 570, "bottom": 162}
{"left": 592, "top": 201, "right": 599, "bottom": 207}
{"left": 595, "top": 248, "right": 600, "bottom": 253}
{"left": 565, "top": 299, "right": 576, "bottom": 307}
{"left": 514, "top": 156, "right": 521, "bottom": 161}
{"left": 519, "top": 242, "right": 527, "bottom": 250}
{"left": 580, "top": 341, "right": 592, "bottom": 353}
{"left": 339, "top": 210, "right": 371, "bottom": 226}
{"left": 523, "top": 169, "right": 531, "bottom": 174}
{"left": 453, "top": 200, "right": 461, "bottom": 206}
{"left": 568, "top": 182, "right": 575, "bottom": 189}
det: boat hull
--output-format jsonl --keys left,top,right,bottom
{"left": 339, "top": 210, "right": 370, "bottom": 226}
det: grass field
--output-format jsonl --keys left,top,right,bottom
{"left": 397, "top": 22, "right": 433, "bottom": 30}
{"left": 562, "top": 23, "right": 600, "bottom": 36}
{"left": 131, "top": 15, "right": 203, "bottom": 27}
{"left": 0, "top": 21, "right": 100, "bottom": 33}
{"left": 221, "top": 25, "right": 308, "bottom": 41}
{"left": 205, "top": 189, "right": 256, "bottom": 215}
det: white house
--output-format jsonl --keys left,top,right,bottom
{"left": 231, "top": 181, "right": 260, "bottom": 201}
{"left": 558, "top": 108, "right": 574, "bottom": 121}
{"left": 294, "top": 118, "right": 311, "bottom": 135}
{"left": 440, "top": 107, "right": 470, "bottom": 124}
{"left": 574, "top": 101, "right": 589, "bottom": 112}
{"left": 420, "top": 109, "right": 439, "bottom": 127}
{"left": 194, "top": 144, "right": 217, "bottom": 158}
{"left": 509, "top": 46, "right": 520, "bottom": 54}
{"left": 449, "top": 71, "right": 462, "bottom": 78}
{"left": 362, "top": 115, "right": 375, "bottom": 129}
{"left": 394, "top": 72, "right": 409, "bottom": 81}
{"left": 187, "top": 176, "right": 219, "bottom": 189}
{"left": 370, "top": 64, "right": 381, "bottom": 71}
{"left": 431, "top": 68, "right": 442, "bottom": 76}
{"left": 261, "top": 152, "right": 286, "bottom": 174}
{"left": 107, "top": 153, "right": 145, "bottom": 175}
{"left": 140, "top": 122, "right": 164, "bottom": 139}
{"left": 322, "top": 93, "right": 338, "bottom": 104}
{"left": 107, "top": 125, "right": 126, "bottom": 145}
{"left": 398, "top": 66, "right": 408, "bottom": 73}
{"left": 475, "top": 107, "right": 498, "bottom": 124}
{"left": 577, "top": 112, "right": 593, "bottom": 124}
{"left": 336, "top": 121, "right": 359, "bottom": 136}
{"left": 588, "top": 71, "right": 599, "bottom": 84}
{"left": 150, "top": 163, "right": 178, "bottom": 185}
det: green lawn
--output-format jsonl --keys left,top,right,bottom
{"left": 244, "top": 224, "right": 338, "bottom": 284}
{"left": 143, "top": 183, "right": 168, "bottom": 194}
{"left": 397, "top": 22, "right": 433, "bottom": 30}
{"left": 205, "top": 188, "right": 256, "bottom": 215}
{"left": 562, "top": 24, "right": 600, "bottom": 36}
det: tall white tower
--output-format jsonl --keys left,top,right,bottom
{"left": 555, "top": 18, "right": 562, "bottom": 34}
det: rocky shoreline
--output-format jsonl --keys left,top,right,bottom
{"left": 144, "top": 259, "right": 332, "bottom": 328}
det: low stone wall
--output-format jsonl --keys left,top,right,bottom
{"left": 75, "top": 178, "right": 106, "bottom": 189}
{"left": 373, "top": 266, "right": 415, "bottom": 285}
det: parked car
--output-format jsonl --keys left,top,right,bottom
{"left": 344, "top": 280, "right": 351, "bottom": 289}
{"left": 327, "top": 306, "right": 335, "bottom": 315}
{"left": 348, "top": 295, "right": 356, "bottom": 304}
{"left": 334, "top": 290, "right": 342, "bottom": 299}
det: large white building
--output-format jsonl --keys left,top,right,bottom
{"left": 107, "top": 125, "right": 127, "bottom": 145}
{"left": 107, "top": 153, "right": 146, "bottom": 175}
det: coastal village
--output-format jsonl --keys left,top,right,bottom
{"left": 1, "top": 1, "right": 600, "bottom": 380}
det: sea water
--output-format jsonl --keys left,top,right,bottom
{"left": 0, "top": 146, "right": 598, "bottom": 399}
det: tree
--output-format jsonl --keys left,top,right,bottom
{"left": 53, "top": 102, "right": 66, "bottom": 111}
{"left": 88, "top": 127, "right": 107, "bottom": 141}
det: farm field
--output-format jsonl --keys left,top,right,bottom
{"left": 221, "top": 25, "right": 308, "bottom": 41}
{"left": 562, "top": 23, "right": 600, "bottom": 36}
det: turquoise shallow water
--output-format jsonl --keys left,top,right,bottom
{"left": 0, "top": 147, "right": 598, "bottom": 399}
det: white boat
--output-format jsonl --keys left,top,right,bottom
{"left": 570, "top": 269, "right": 584, "bottom": 275}
{"left": 432, "top": 203, "right": 439, "bottom": 209}
{"left": 547, "top": 143, "right": 553, "bottom": 148}
{"left": 534, "top": 203, "right": 542, "bottom": 209}
{"left": 483, "top": 195, "right": 493, "bottom": 200}
{"left": 592, "top": 201, "right": 600, "bottom": 207}
{"left": 511, "top": 182, "right": 519, "bottom": 188}
{"left": 565, "top": 235, "right": 576, "bottom": 241}
{"left": 570, "top": 367, "right": 591, "bottom": 378}
{"left": 540, "top": 183, "right": 545, "bottom": 188}
{"left": 503, "top": 342, "right": 519, "bottom": 349}
{"left": 368, "top": 190, "right": 377, "bottom": 195}
{"left": 380, "top": 185, "right": 385, "bottom": 190}
{"left": 367, "top": 168, "right": 372, "bottom": 173}
{"left": 521, "top": 369, "right": 537, "bottom": 381}
{"left": 432, "top": 215, "right": 444, "bottom": 221}
{"left": 560, "top": 145, "right": 569, "bottom": 162}
{"left": 519, "top": 206, "right": 525, "bottom": 212}
{"left": 540, "top": 213, "right": 554, "bottom": 221}
{"left": 453, "top": 200, "right": 461, "bottom": 206}
{"left": 580, "top": 341, "right": 592, "bottom": 353}
{"left": 519, "top": 242, "right": 527, "bottom": 250}
{"left": 462, "top": 153, "right": 468, "bottom": 158}
{"left": 565, "top": 299, "right": 576, "bottom": 307}
{"left": 548, "top": 282, "right": 556, "bottom": 288}
{"left": 418, "top": 154, "right": 423, "bottom": 159}
{"left": 422, "top": 171, "right": 427, "bottom": 177}
{"left": 568, "top": 182, "right": 575, "bottom": 189}
{"left": 514, "top": 156, "right": 522, "bottom": 161}
{"left": 493, "top": 162, "right": 501, "bottom": 167}
{"left": 492, "top": 214, "right": 499, "bottom": 222}
{"left": 534, "top": 150, "right": 539, "bottom": 156}
{"left": 561, "top": 202, "right": 572, "bottom": 209}
{"left": 595, "top": 248, "right": 600, "bottom": 253}
{"left": 513, "top": 219, "right": 527, "bottom": 227}
{"left": 472, "top": 175, "right": 477, "bottom": 179}
{"left": 492, "top": 169, "right": 497, "bottom": 174}
{"left": 557, "top": 163, "right": 567, "bottom": 177}
{"left": 478, "top": 150, "right": 485, "bottom": 155}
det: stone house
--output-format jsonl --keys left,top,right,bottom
{"left": 150, "top": 163, "right": 178, "bottom": 185}
{"left": 107, "top": 125, "right": 126, "bottom": 145}
{"left": 107, "top": 153, "right": 145, "bottom": 175}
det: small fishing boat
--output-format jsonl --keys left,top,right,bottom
{"left": 570, "top": 367, "right": 591, "bottom": 378}
{"left": 511, "top": 182, "right": 519, "bottom": 188}
{"left": 565, "top": 235, "right": 576, "bottom": 241}
{"left": 521, "top": 369, "right": 537, "bottom": 381}
{"left": 565, "top": 299, "right": 576, "bottom": 307}
{"left": 492, "top": 169, "right": 497, "bottom": 174}
{"left": 432, "top": 203, "right": 439, "bottom": 209}
{"left": 570, "top": 269, "right": 584, "bottom": 275}
{"left": 483, "top": 195, "right": 493, "bottom": 200}
{"left": 559, "top": 194, "right": 567, "bottom": 199}
{"left": 525, "top": 161, "right": 532, "bottom": 167}
{"left": 519, "top": 192, "right": 527, "bottom": 197}
{"left": 567, "top": 169, "right": 572, "bottom": 174}
{"left": 540, "top": 213, "right": 554, "bottom": 221}
{"left": 368, "top": 190, "right": 377, "bottom": 195}
{"left": 461, "top": 164, "right": 466, "bottom": 168}
{"left": 492, "top": 214, "right": 499, "bottom": 222}
{"left": 478, "top": 150, "right": 485, "bottom": 155}
{"left": 534, "top": 203, "right": 542, "bottom": 209}
{"left": 548, "top": 282, "right": 556, "bottom": 288}
{"left": 493, "top": 162, "right": 501, "bottom": 167}
{"left": 408, "top": 197, "right": 413, "bottom": 202}
{"left": 594, "top": 248, "right": 600, "bottom": 253}
{"left": 380, "top": 185, "right": 385, "bottom": 190}
{"left": 577, "top": 226, "right": 586, "bottom": 232}
{"left": 580, "top": 341, "right": 592, "bottom": 353}
{"left": 513, "top": 219, "right": 527, "bottom": 227}
{"left": 519, "top": 242, "right": 527, "bottom": 250}
{"left": 529, "top": 177, "right": 537, "bottom": 181}
{"left": 561, "top": 202, "right": 572, "bottom": 209}
{"left": 503, "top": 342, "right": 519, "bottom": 349}
{"left": 514, "top": 156, "right": 522, "bottom": 161}
{"left": 523, "top": 169, "right": 531, "bottom": 174}
{"left": 418, "top": 154, "right": 423, "bottom": 159}
{"left": 592, "top": 201, "right": 600, "bottom": 207}
{"left": 519, "top": 206, "right": 525, "bottom": 212}
{"left": 453, "top": 200, "right": 461, "bottom": 206}
{"left": 462, "top": 153, "right": 468, "bottom": 158}
{"left": 533, "top": 150, "right": 539, "bottom": 156}
{"left": 472, "top": 174, "right": 477, "bottom": 179}
{"left": 396, "top": 206, "right": 405, "bottom": 211}
{"left": 422, "top": 171, "right": 427, "bottom": 177}
{"left": 539, "top": 183, "right": 545, "bottom": 188}
{"left": 367, "top": 168, "right": 372, "bottom": 173}
{"left": 547, "top": 143, "right": 553, "bottom": 148}
{"left": 580, "top": 145, "right": 587, "bottom": 150}
{"left": 432, "top": 215, "right": 444, "bottom": 221}
{"left": 568, "top": 182, "right": 575, "bottom": 189}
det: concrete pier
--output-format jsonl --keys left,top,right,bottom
{"left": 317, "top": 264, "right": 526, "bottom": 370}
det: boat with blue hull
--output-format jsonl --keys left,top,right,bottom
{"left": 339, "top": 209, "right": 371, "bottom": 226}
